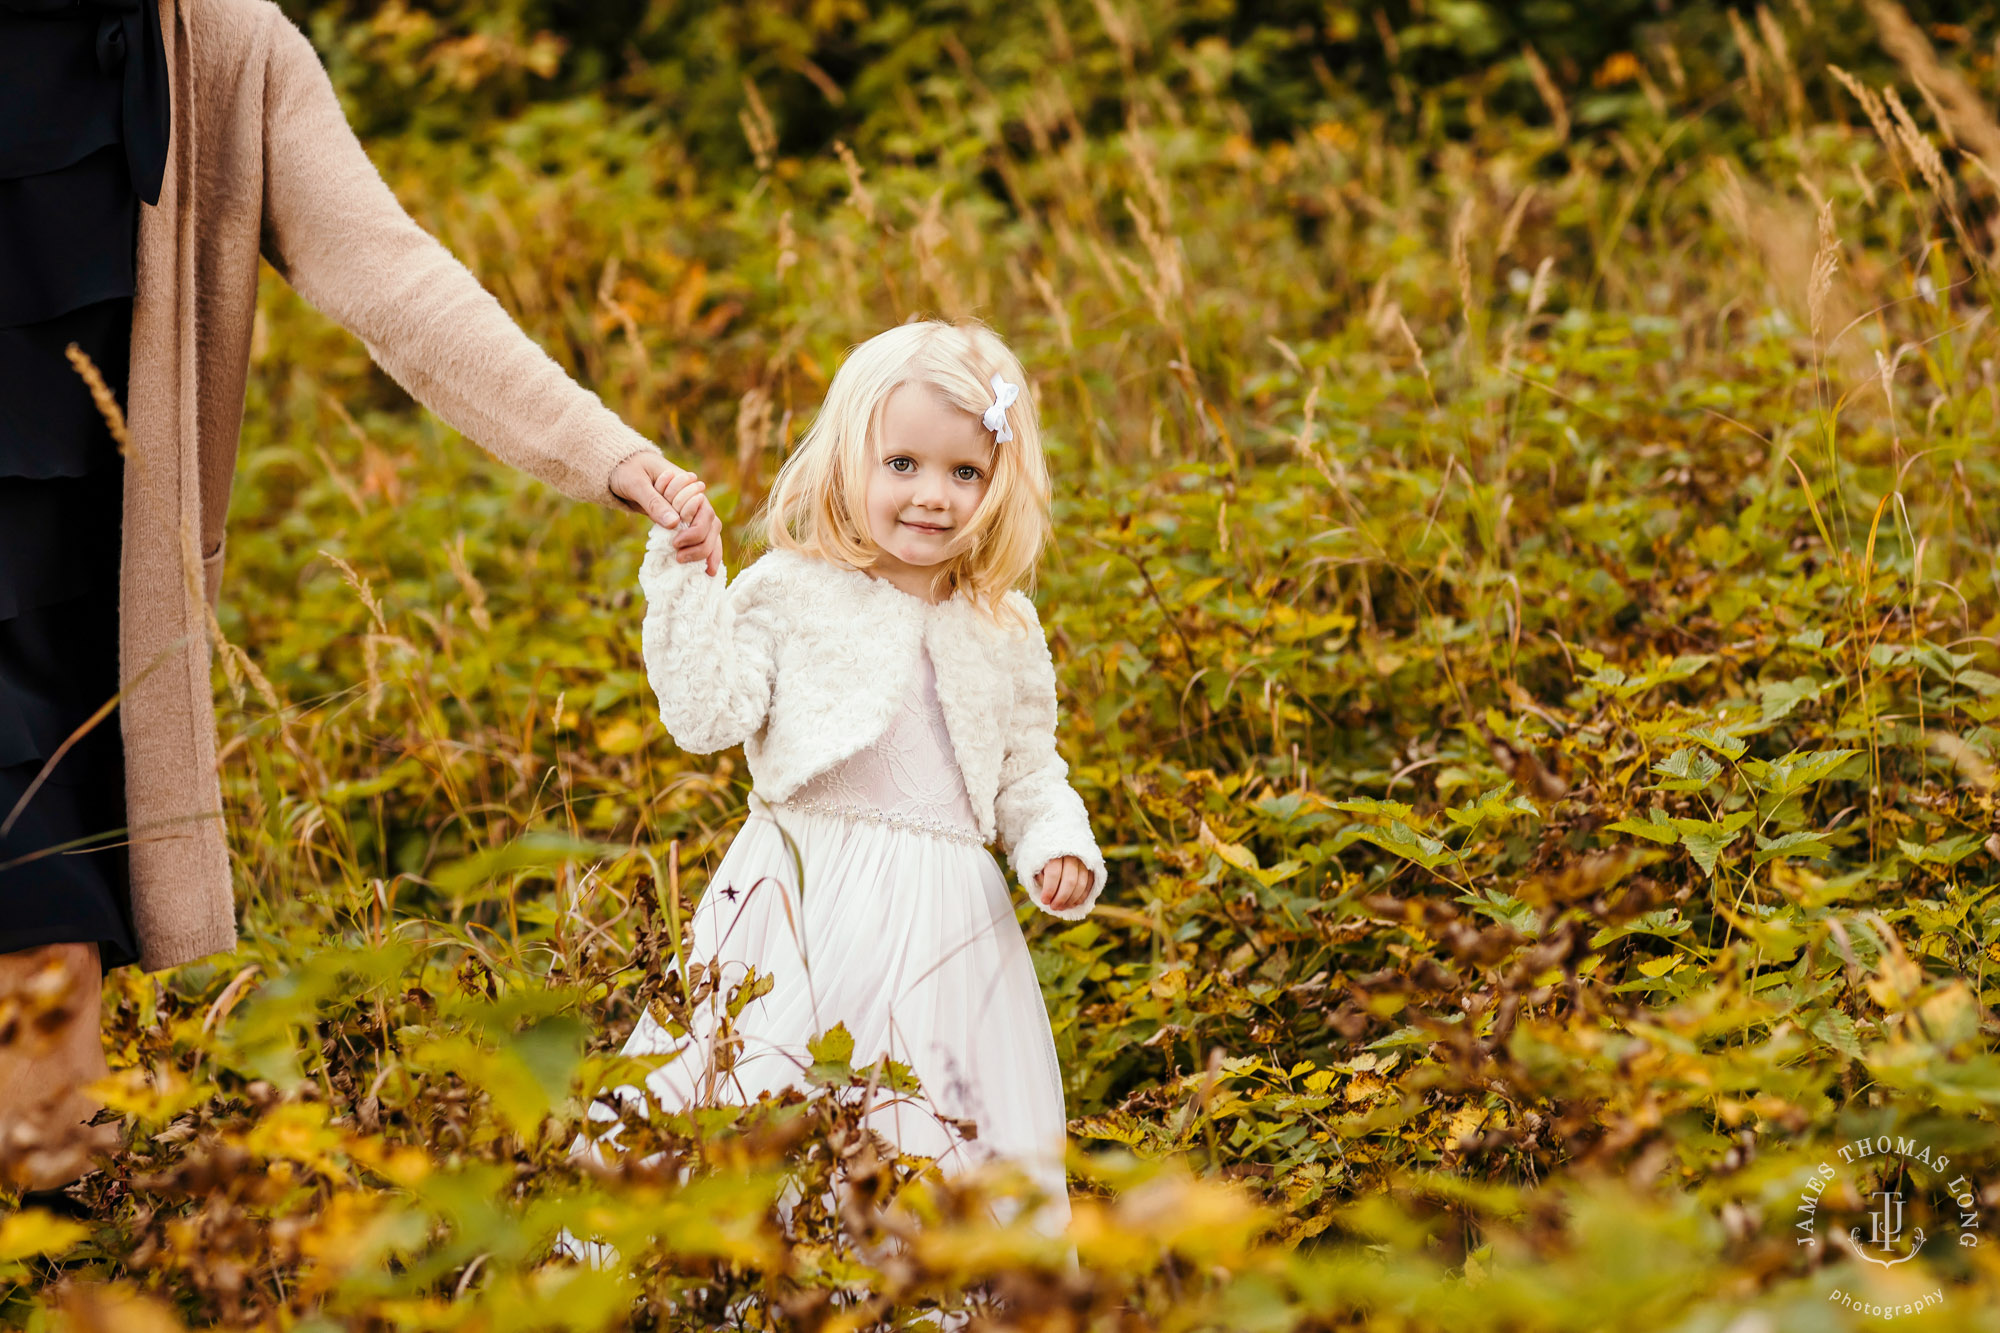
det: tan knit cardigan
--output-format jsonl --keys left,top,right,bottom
{"left": 124, "top": 0, "right": 661, "bottom": 970}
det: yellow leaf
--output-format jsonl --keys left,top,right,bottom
{"left": 1197, "top": 820, "right": 1260, "bottom": 875}
{"left": 1865, "top": 952, "right": 1924, "bottom": 1009}
{"left": 53, "top": 1285, "right": 184, "bottom": 1333}
{"left": 595, "top": 716, "right": 645, "bottom": 756}
{"left": 1443, "top": 1105, "right": 1489, "bottom": 1149}
{"left": 233, "top": 1101, "right": 355, "bottom": 1180}
{"left": 1112, "top": 1171, "right": 1268, "bottom": 1264}
{"left": 0, "top": 1210, "right": 88, "bottom": 1263}
{"left": 1918, "top": 981, "right": 1979, "bottom": 1048}
{"left": 1194, "top": 820, "right": 1302, "bottom": 886}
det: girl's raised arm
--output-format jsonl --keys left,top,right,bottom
{"left": 638, "top": 526, "right": 783, "bottom": 754}
{"left": 994, "top": 594, "right": 1107, "bottom": 921}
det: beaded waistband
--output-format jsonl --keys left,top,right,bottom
{"left": 754, "top": 795, "right": 987, "bottom": 848}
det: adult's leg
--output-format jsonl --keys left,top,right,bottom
{"left": 0, "top": 941, "right": 119, "bottom": 1191}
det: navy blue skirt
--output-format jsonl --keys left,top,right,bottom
{"left": 0, "top": 296, "right": 139, "bottom": 969}
{"left": 0, "top": 4, "right": 167, "bottom": 970}
{"left": 0, "top": 4, "right": 161, "bottom": 968}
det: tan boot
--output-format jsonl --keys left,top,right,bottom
{"left": 0, "top": 942, "right": 122, "bottom": 1193}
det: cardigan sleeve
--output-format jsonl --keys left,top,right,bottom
{"left": 254, "top": 16, "right": 659, "bottom": 508}
{"left": 638, "top": 527, "right": 783, "bottom": 754}
{"left": 994, "top": 593, "right": 1106, "bottom": 921}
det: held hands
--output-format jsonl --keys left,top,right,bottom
{"left": 609, "top": 453, "right": 723, "bottom": 575}
{"left": 1037, "top": 854, "right": 1094, "bottom": 914}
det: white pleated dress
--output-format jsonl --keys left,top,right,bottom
{"left": 586, "top": 647, "right": 1071, "bottom": 1231}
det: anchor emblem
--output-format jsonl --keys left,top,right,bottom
{"left": 1850, "top": 1189, "right": 1927, "bottom": 1268}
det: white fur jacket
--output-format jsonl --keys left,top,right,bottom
{"left": 637, "top": 525, "right": 1107, "bottom": 920}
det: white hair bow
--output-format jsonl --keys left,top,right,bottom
{"left": 982, "top": 373, "right": 1018, "bottom": 443}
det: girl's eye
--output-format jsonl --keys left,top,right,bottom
{"left": 954, "top": 466, "right": 983, "bottom": 482}
{"left": 888, "top": 457, "right": 914, "bottom": 473}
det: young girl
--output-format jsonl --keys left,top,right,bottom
{"left": 583, "top": 319, "right": 1106, "bottom": 1233}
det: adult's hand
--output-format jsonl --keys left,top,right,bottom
{"left": 610, "top": 452, "right": 720, "bottom": 568}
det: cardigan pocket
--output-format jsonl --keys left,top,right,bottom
{"left": 200, "top": 534, "right": 225, "bottom": 608}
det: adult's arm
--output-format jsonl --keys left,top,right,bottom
{"left": 255, "top": 16, "right": 667, "bottom": 512}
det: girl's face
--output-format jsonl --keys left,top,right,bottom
{"left": 864, "top": 381, "right": 994, "bottom": 602}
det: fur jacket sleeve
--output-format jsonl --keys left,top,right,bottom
{"left": 637, "top": 526, "right": 1106, "bottom": 921}
{"left": 636, "top": 525, "right": 787, "bottom": 755}
{"left": 989, "top": 590, "right": 1108, "bottom": 921}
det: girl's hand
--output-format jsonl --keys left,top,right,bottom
{"left": 655, "top": 469, "right": 723, "bottom": 576}
{"left": 1037, "top": 855, "right": 1093, "bottom": 913}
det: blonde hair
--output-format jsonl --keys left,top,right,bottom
{"left": 761, "top": 318, "right": 1051, "bottom": 615}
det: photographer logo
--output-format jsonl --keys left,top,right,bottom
{"left": 1798, "top": 1133, "right": 1981, "bottom": 1317}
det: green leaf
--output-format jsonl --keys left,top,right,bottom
{"left": 1911, "top": 641, "right": 1979, "bottom": 681}
{"left": 1585, "top": 663, "right": 1630, "bottom": 693}
{"left": 1957, "top": 669, "right": 2000, "bottom": 698}
{"left": 1741, "top": 748, "right": 1860, "bottom": 798}
{"left": 1604, "top": 809, "right": 1680, "bottom": 845}
{"left": 1581, "top": 653, "right": 1714, "bottom": 701}
{"left": 1758, "top": 675, "right": 1825, "bottom": 723}
{"left": 1870, "top": 643, "right": 1911, "bottom": 670}
{"left": 1897, "top": 834, "right": 1986, "bottom": 867}
{"left": 1332, "top": 796, "right": 1417, "bottom": 822}
{"left": 406, "top": 1031, "right": 577, "bottom": 1139}
{"left": 1180, "top": 575, "right": 1226, "bottom": 607}
{"left": 1254, "top": 859, "right": 1308, "bottom": 887}
{"left": 1443, "top": 782, "right": 1540, "bottom": 830}
{"left": 1671, "top": 813, "right": 1752, "bottom": 877}
{"left": 1650, "top": 746, "right": 1721, "bottom": 792}
{"left": 321, "top": 758, "right": 426, "bottom": 804}
{"left": 1753, "top": 830, "right": 1838, "bottom": 863}
{"left": 1804, "top": 1008, "right": 1864, "bottom": 1060}
{"left": 431, "top": 831, "right": 616, "bottom": 895}
{"left": 1351, "top": 821, "right": 1453, "bottom": 871}
{"left": 1681, "top": 721, "right": 1749, "bottom": 759}
{"left": 1678, "top": 829, "right": 1734, "bottom": 877}
{"left": 1658, "top": 654, "right": 1718, "bottom": 684}
{"left": 807, "top": 1023, "right": 856, "bottom": 1086}
{"left": 509, "top": 1018, "right": 586, "bottom": 1113}
{"left": 1590, "top": 908, "right": 1693, "bottom": 947}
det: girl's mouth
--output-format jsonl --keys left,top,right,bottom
{"left": 902, "top": 521, "right": 950, "bottom": 534}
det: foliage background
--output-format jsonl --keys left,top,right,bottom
{"left": 11, "top": 0, "right": 2000, "bottom": 1327}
